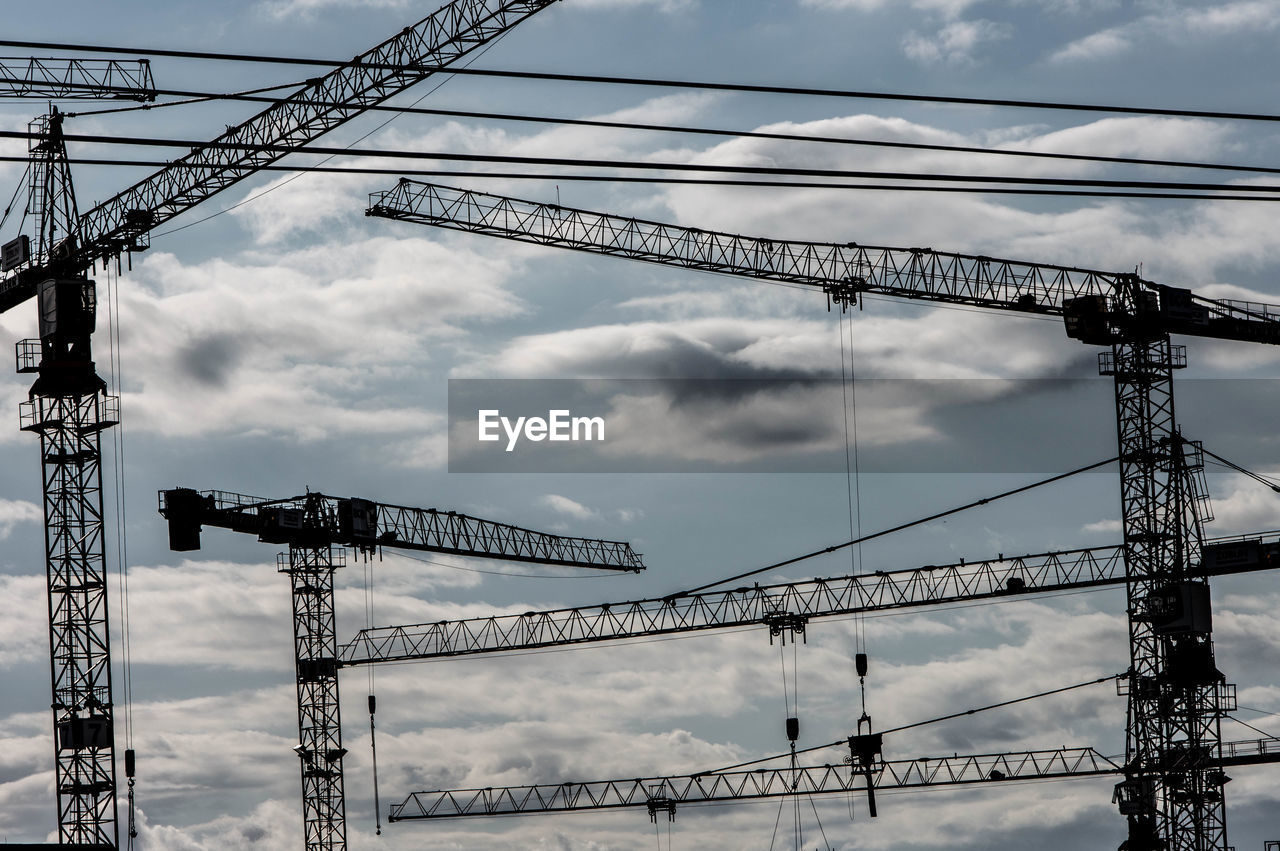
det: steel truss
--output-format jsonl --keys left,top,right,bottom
{"left": 366, "top": 181, "right": 1280, "bottom": 343}
{"left": 338, "top": 537, "right": 1277, "bottom": 665}
{"left": 0, "top": 0, "right": 567, "bottom": 315}
{"left": 391, "top": 747, "right": 1123, "bottom": 820}
{"left": 1106, "top": 321, "right": 1227, "bottom": 851}
{"left": 283, "top": 541, "right": 347, "bottom": 851}
{"left": 0, "top": 58, "right": 155, "bottom": 101}
{"left": 15, "top": 112, "right": 121, "bottom": 848}
{"left": 159, "top": 487, "right": 645, "bottom": 851}
{"left": 390, "top": 739, "right": 1280, "bottom": 823}
{"left": 364, "top": 181, "right": 1280, "bottom": 850}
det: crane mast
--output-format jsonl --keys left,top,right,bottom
{"left": 1, "top": 4, "right": 565, "bottom": 846}
{"left": 366, "top": 180, "right": 1280, "bottom": 851}
{"left": 159, "top": 487, "right": 643, "bottom": 851}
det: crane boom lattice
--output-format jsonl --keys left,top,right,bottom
{"left": 0, "top": 57, "right": 155, "bottom": 100}
{"left": 339, "top": 536, "right": 1280, "bottom": 665}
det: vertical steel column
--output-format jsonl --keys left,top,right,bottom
{"left": 282, "top": 538, "right": 347, "bottom": 851}
{"left": 20, "top": 389, "right": 120, "bottom": 848}
{"left": 1106, "top": 312, "right": 1229, "bottom": 850}
{"left": 21, "top": 111, "right": 120, "bottom": 848}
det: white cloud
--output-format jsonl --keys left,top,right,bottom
{"left": 566, "top": 0, "right": 695, "bottom": 11}
{"left": 258, "top": 0, "right": 407, "bottom": 20}
{"left": 104, "top": 235, "right": 523, "bottom": 456}
{"left": 903, "top": 20, "right": 1012, "bottom": 66}
{"left": 1082, "top": 518, "right": 1122, "bottom": 535}
{"left": 540, "top": 493, "right": 599, "bottom": 519}
{"left": 1206, "top": 472, "right": 1280, "bottom": 534}
{"left": 1051, "top": 0, "right": 1280, "bottom": 62}
{"left": 0, "top": 499, "right": 40, "bottom": 540}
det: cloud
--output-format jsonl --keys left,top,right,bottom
{"left": 1082, "top": 518, "right": 1122, "bottom": 535}
{"left": 540, "top": 493, "right": 599, "bottom": 520}
{"left": 1205, "top": 472, "right": 1280, "bottom": 535}
{"left": 102, "top": 235, "right": 524, "bottom": 457}
{"left": 1051, "top": 0, "right": 1280, "bottom": 62}
{"left": 902, "top": 20, "right": 1012, "bottom": 66}
{"left": 257, "top": 0, "right": 407, "bottom": 20}
{"left": 0, "top": 499, "right": 40, "bottom": 540}
{"left": 566, "top": 0, "right": 696, "bottom": 11}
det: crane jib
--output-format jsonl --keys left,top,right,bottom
{"left": 0, "top": 0, "right": 565, "bottom": 314}
{"left": 368, "top": 180, "right": 1280, "bottom": 345}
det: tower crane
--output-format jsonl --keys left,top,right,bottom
{"left": 158, "top": 486, "right": 643, "bottom": 851}
{"left": 364, "top": 179, "right": 1280, "bottom": 851}
{"left": 2, "top": 60, "right": 155, "bottom": 851}
{"left": 0, "top": 3, "right": 568, "bottom": 846}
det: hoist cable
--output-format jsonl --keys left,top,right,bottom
{"left": 677, "top": 456, "right": 1119, "bottom": 596}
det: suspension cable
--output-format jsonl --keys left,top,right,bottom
{"left": 677, "top": 456, "right": 1118, "bottom": 596}
{"left": 1201, "top": 445, "right": 1280, "bottom": 492}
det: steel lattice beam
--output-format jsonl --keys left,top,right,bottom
{"left": 284, "top": 543, "right": 347, "bottom": 851}
{"left": 1106, "top": 325, "right": 1230, "bottom": 851}
{"left": 0, "top": 0, "right": 565, "bottom": 314}
{"left": 0, "top": 58, "right": 155, "bottom": 101}
{"left": 338, "top": 536, "right": 1278, "bottom": 665}
{"left": 390, "top": 738, "right": 1280, "bottom": 822}
{"left": 22, "top": 391, "right": 120, "bottom": 847}
{"left": 159, "top": 489, "right": 644, "bottom": 571}
{"left": 390, "top": 747, "right": 1123, "bottom": 820}
{"left": 366, "top": 181, "right": 1280, "bottom": 343}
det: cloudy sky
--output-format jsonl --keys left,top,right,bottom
{"left": 4, "top": 0, "right": 1280, "bottom": 848}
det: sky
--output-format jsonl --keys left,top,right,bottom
{"left": 3, "top": 0, "right": 1280, "bottom": 848}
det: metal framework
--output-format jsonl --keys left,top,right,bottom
{"left": 14, "top": 112, "right": 121, "bottom": 848}
{"left": 1105, "top": 316, "right": 1226, "bottom": 850}
{"left": 158, "top": 488, "right": 643, "bottom": 571}
{"left": 159, "top": 487, "right": 644, "bottom": 850}
{"left": 0, "top": 58, "right": 155, "bottom": 101}
{"left": 1, "top": 5, "right": 565, "bottom": 847}
{"left": 0, "top": 0, "right": 565, "bottom": 314}
{"left": 366, "top": 181, "right": 1280, "bottom": 344}
{"left": 391, "top": 739, "right": 1280, "bottom": 822}
{"left": 285, "top": 539, "right": 347, "bottom": 851}
{"left": 366, "top": 181, "right": 1280, "bottom": 850}
{"left": 392, "top": 747, "right": 1123, "bottom": 820}
{"left": 338, "top": 537, "right": 1280, "bottom": 665}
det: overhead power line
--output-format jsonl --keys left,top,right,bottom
{"left": 6, "top": 155, "right": 1276, "bottom": 203}
{"left": 56, "top": 90, "right": 1280, "bottom": 181}
{"left": 6, "top": 129, "right": 1280, "bottom": 196}
{"left": 4, "top": 37, "right": 1280, "bottom": 123}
